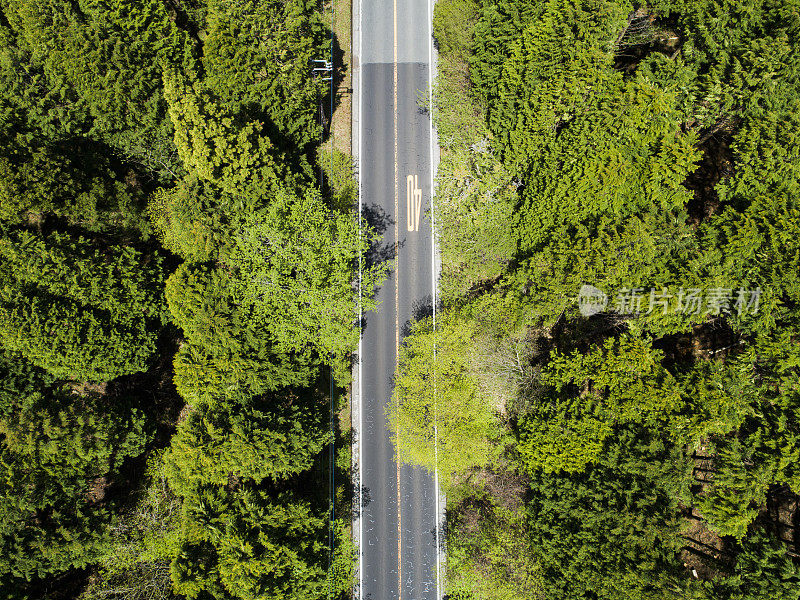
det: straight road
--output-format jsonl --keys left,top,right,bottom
{"left": 355, "top": 0, "right": 440, "bottom": 597}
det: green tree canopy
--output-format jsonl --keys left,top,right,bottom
{"left": 166, "top": 263, "right": 318, "bottom": 407}
{"left": 518, "top": 334, "right": 750, "bottom": 474}
{"left": 0, "top": 351, "right": 152, "bottom": 580}
{"left": 0, "top": 227, "right": 165, "bottom": 381}
{"left": 201, "top": 0, "right": 327, "bottom": 155}
{"left": 170, "top": 485, "right": 327, "bottom": 600}
{"left": 698, "top": 332, "right": 800, "bottom": 539}
{"left": 164, "top": 393, "right": 329, "bottom": 497}
{"left": 230, "top": 186, "right": 385, "bottom": 382}
{"left": 523, "top": 426, "right": 693, "bottom": 600}
{"left": 389, "top": 315, "right": 502, "bottom": 486}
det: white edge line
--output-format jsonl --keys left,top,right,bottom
{"left": 357, "top": 0, "right": 364, "bottom": 594}
{"left": 427, "top": 0, "right": 441, "bottom": 597}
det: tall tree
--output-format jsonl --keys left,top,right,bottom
{"left": 522, "top": 425, "right": 694, "bottom": 600}
{"left": 166, "top": 263, "right": 318, "bottom": 407}
{"left": 170, "top": 484, "right": 327, "bottom": 600}
{"left": 230, "top": 186, "right": 385, "bottom": 382}
{"left": 0, "top": 227, "right": 165, "bottom": 381}
{"left": 164, "top": 392, "right": 329, "bottom": 497}
{"left": 0, "top": 351, "right": 152, "bottom": 581}
{"left": 518, "top": 334, "right": 750, "bottom": 474}
{"left": 201, "top": 0, "right": 327, "bottom": 156}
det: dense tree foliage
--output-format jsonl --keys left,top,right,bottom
{"left": 390, "top": 0, "right": 800, "bottom": 597}
{"left": 0, "top": 0, "right": 365, "bottom": 597}
{"left": 390, "top": 315, "right": 502, "bottom": 484}
{"left": 0, "top": 351, "right": 152, "bottom": 582}
{"left": 0, "top": 227, "right": 165, "bottom": 381}
{"left": 165, "top": 262, "right": 318, "bottom": 406}
{"left": 518, "top": 334, "right": 752, "bottom": 473}
{"left": 164, "top": 393, "right": 330, "bottom": 497}
{"left": 171, "top": 484, "right": 328, "bottom": 600}
{"left": 524, "top": 426, "right": 693, "bottom": 600}
{"left": 201, "top": 0, "right": 327, "bottom": 157}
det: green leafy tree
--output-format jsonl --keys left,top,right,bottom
{"left": 389, "top": 315, "right": 502, "bottom": 486}
{"left": 698, "top": 332, "right": 800, "bottom": 539}
{"left": 0, "top": 290, "right": 156, "bottom": 381}
{"left": 0, "top": 126, "right": 149, "bottom": 231}
{"left": 446, "top": 481, "right": 544, "bottom": 600}
{"left": 1, "top": 0, "right": 192, "bottom": 177}
{"left": 699, "top": 190, "right": 800, "bottom": 337}
{"left": 166, "top": 263, "right": 317, "bottom": 406}
{"left": 705, "top": 530, "right": 800, "bottom": 600}
{"left": 523, "top": 426, "right": 694, "bottom": 600}
{"left": 469, "top": 0, "right": 543, "bottom": 104}
{"left": 79, "top": 454, "right": 182, "bottom": 600}
{"left": 433, "top": 0, "right": 481, "bottom": 60}
{"left": 696, "top": 440, "right": 771, "bottom": 540}
{"left": 162, "top": 71, "right": 290, "bottom": 202}
{"left": 420, "top": 1, "right": 800, "bottom": 599}
{"left": 434, "top": 145, "right": 517, "bottom": 303}
{"left": 509, "top": 73, "right": 700, "bottom": 254}
{"left": 490, "top": 0, "right": 629, "bottom": 168}
{"left": 231, "top": 186, "right": 386, "bottom": 382}
{"left": 148, "top": 178, "right": 221, "bottom": 264}
{"left": 0, "top": 227, "right": 167, "bottom": 322}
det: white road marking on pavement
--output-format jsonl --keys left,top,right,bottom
{"left": 427, "top": 0, "right": 441, "bottom": 594}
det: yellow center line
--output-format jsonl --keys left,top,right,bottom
{"left": 393, "top": 0, "right": 401, "bottom": 597}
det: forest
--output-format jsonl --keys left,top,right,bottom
{"left": 390, "top": 0, "right": 800, "bottom": 598}
{"left": 0, "top": 1, "right": 370, "bottom": 598}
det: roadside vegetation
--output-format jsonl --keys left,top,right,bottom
{"left": 0, "top": 1, "right": 370, "bottom": 598}
{"left": 391, "top": 0, "right": 800, "bottom": 598}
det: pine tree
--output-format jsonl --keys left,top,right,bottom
{"left": 170, "top": 484, "right": 327, "bottom": 600}
{"left": 201, "top": 0, "right": 327, "bottom": 154}
{"left": 0, "top": 351, "right": 152, "bottom": 580}
{"left": 523, "top": 425, "right": 694, "bottom": 600}
{"left": 0, "top": 227, "right": 164, "bottom": 381}
{"left": 164, "top": 394, "right": 329, "bottom": 497}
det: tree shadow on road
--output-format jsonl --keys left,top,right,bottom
{"left": 400, "top": 294, "right": 437, "bottom": 338}
{"left": 362, "top": 202, "right": 397, "bottom": 271}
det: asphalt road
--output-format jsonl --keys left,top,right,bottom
{"left": 357, "top": 0, "right": 439, "bottom": 598}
